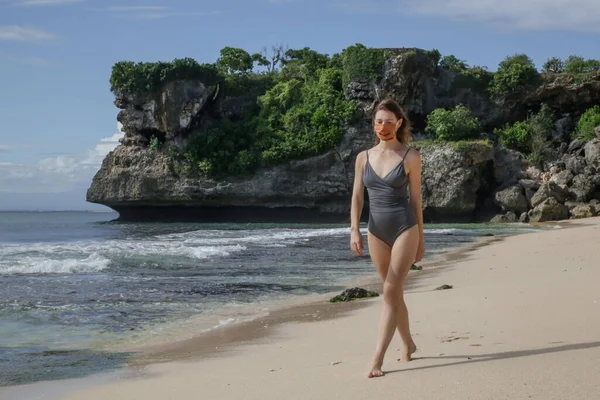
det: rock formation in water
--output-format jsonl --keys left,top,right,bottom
{"left": 88, "top": 48, "right": 600, "bottom": 222}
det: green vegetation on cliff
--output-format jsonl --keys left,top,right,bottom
{"left": 490, "top": 54, "right": 541, "bottom": 101}
{"left": 340, "top": 44, "right": 401, "bottom": 84}
{"left": 180, "top": 46, "right": 360, "bottom": 177}
{"left": 426, "top": 105, "right": 480, "bottom": 141}
{"left": 576, "top": 106, "right": 600, "bottom": 140}
{"left": 110, "top": 45, "right": 600, "bottom": 178}
{"left": 543, "top": 55, "right": 600, "bottom": 82}
{"left": 495, "top": 104, "right": 555, "bottom": 166}
{"left": 110, "top": 58, "right": 220, "bottom": 95}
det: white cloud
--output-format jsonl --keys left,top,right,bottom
{"left": 403, "top": 0, "right": 600, "bottom": 33}
{"left": 0, "top": 25, "right": 55, "bottom": 42}
{"left": 0, "top": 123, "right": 124, "bottom": 194}
{"left": 17, "top": 0, "right": 83, "bottom": 5}
{"left": 81, "top": 128, "right": 123, "bottom": 166}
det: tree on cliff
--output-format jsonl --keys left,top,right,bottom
{"left": 490, "top": 53, "right": 540, "bottom": 102}
{"left": 543, "top": 57, "right": 565, "bottom": 73}
{"left": 216, "top": 47, "right": 254, "bottom": 75}
{"left": 440, "top": 55, "right": 467, "bottom": 72}
{"left": 280, "top": 47, "right": 330, "bottom": 80}
{"left": 252, "top": 44, "right": 288, "bottom": 74}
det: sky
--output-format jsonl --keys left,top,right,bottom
{"left": 1, "top": 0, "right": 599, "bottom": 211}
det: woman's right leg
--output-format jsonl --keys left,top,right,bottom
{"left": 367, "top": 232, "right": 416, "bottom": 362}
{"left": 368, "top": 225, "right": 420, "bottom": 378}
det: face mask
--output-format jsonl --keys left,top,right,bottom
{"left": 374, "top": 123, "right": 397, "bottom": 142}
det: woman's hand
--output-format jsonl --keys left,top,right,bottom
{"left": 350, "top": 228, "right": 364, "bottom": 256}
{"left": 415, "top": 232, "right": 425, "bottom": 262}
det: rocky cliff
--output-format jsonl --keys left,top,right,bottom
{"left": 88, "top": 48, "right": 600, "bottom": 222}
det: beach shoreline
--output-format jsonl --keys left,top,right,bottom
{"left": 47, "top": 216, "right": 598, "bottom": 399}
{"left": 1, "top": 222, "right": 551, "bottom": 399}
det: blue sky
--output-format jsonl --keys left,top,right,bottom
{"left": 1, "top": 0, "right": 599, "bottom": 211}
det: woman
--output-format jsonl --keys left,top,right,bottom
{"left": 350, "top": 98, "right": 425, "bottom": 378}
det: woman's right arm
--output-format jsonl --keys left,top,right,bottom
{"left": 350, "top": 151, "right": 366, "bottom": 256}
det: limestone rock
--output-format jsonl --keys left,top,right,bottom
{"left": 523, "top": 72, "right": 600, "bottom": 117}
{"left": 519, "top": 212, "right": 529, "bottom": 223}
{"left": 490, "top": 214, "right": 508, "bottom": 223}
{"left": 494, "top": 147, "right": 530, "bottom": 188}
{"left": 567, "top": 138, "right": 587, "bottom": 155}
{"left": 584, "top": 139, "right": 600, "bottom": 168}
{"left": 88, "top": 50, "right": 600, "bottom": 222}
{"left": 569, "top": 174, "right": 600, "bottom": 202}
{"left": 570, "top": 204, "right": 597, "bottom": 219}
{"left": 563, "top": 154, "right": 587, "bottom": 175}
{"left": 558, "top": 142, "right": 569, "bottom": 154}
{"left": 490, "top": 213, "right": 517, "bottom": 223}
{"left": 529, "top": 198, "right": 569, "bottom": 222}
{"left": 549, "top": 170, "right": 574, "bottom": 187}
{"left": 519, "top": 179, "right": 540, "bottom": 191}
{"left": 530, "top": 182, "right": 569, "bottom": 208}
{"left": 565, "top": 201, "right": 582, "bottom": 212}
{"left": 116, "top": 80, "right": 217, "bottom": 141}
{"left": 494, "top": 185, "right": 528, "bottom": 215}
{"left": 417, "top": 142, "right": 495, "bottom": 220}
{"left": 375, "top": 49, "right": 497, "bottom": 124}
{"left": 553, "top": 115, "right": 573, "bottom": 144}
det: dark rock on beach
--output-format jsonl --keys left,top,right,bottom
{"left": 329, "top": 287, "right": 379, "bottom": 303}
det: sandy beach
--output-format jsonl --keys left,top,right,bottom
{"left": 6, "top": 218, "right": 600, "bottom": 400}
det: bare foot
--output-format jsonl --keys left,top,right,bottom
{"left": 367, "top": 361, "right": 384, "bottom": 378}
{"left": 398, "top": 341, "right": 417, "bottom": 362}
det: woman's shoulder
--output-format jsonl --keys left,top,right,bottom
{"left": 405, "top": 145, "right": 421, "bottom": 157}
{"left": 356, "top": 148, "right": 374, "bottom": 160}
{"left": 354, "top": 150, "right": 368, "bottom": 168}
{"left": 404, "top": 146, "right": 421, "bottom": 165}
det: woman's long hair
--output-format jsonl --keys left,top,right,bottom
{"left": 372, "top": 99, "right": 412, "bottom": 145}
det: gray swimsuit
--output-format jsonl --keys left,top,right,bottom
{"left": 363, "top": 148, "right": 417, "bottom": 247}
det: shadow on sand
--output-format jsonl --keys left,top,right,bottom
{"left": 384, "top": 341, "right": 600, "bottom": 375}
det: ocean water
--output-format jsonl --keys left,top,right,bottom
{"left": 0, "top": 211, "right": 542, "bottom": 386}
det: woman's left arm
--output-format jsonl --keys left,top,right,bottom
{"left": 406, "top": 150, "right": 425, "bottom": 262}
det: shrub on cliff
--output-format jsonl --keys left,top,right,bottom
{"left": 528, "top": 104, "right": 555, "bottom": 166}
{"left": 564, "top": 56, "right": 600, "bottom": 74}
{"left": 280, "top": 47, "right": 330, "bottom": 81}
{"left": 110, "top": 58, "right": 219, "bottom": 95}
{"left": 425, "top": 105, "right": 480, "bottom": 142}
{"left": 576, "top": 105, "right": 600, "bottom": 140}
{"left": 496, "top": 121, "right": 531, "bottom": 153}
{"left": 453, "top": 65, "right": 493, "bottom": 95}
{"left": 541, "top": 55, "right": 600, "bottom": 83}
{"left": 184, "top": 116, "right": 259, "bottom": 177}
{"left": 490, "top": 54, "right": 541, "bottom": 100}
{"left": 543, "top": 57, "right": 565, "bottom": 73}
{"left": 216, "top": 47, "right": 254, "bottom": 75}
{"left": 256, "top": 68, "right": 357, "bottom": 165}
{"left": 341, "top": 44, "right": 390, "bottom": 84}
{"left": 495, "top": 104, "right": 554, "bottom": 166}
{"left": 440, "top": 55, "right": 467, "bottom": 72}
{"left": 180, "top": 46, "right": 358, "bottom": 177}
